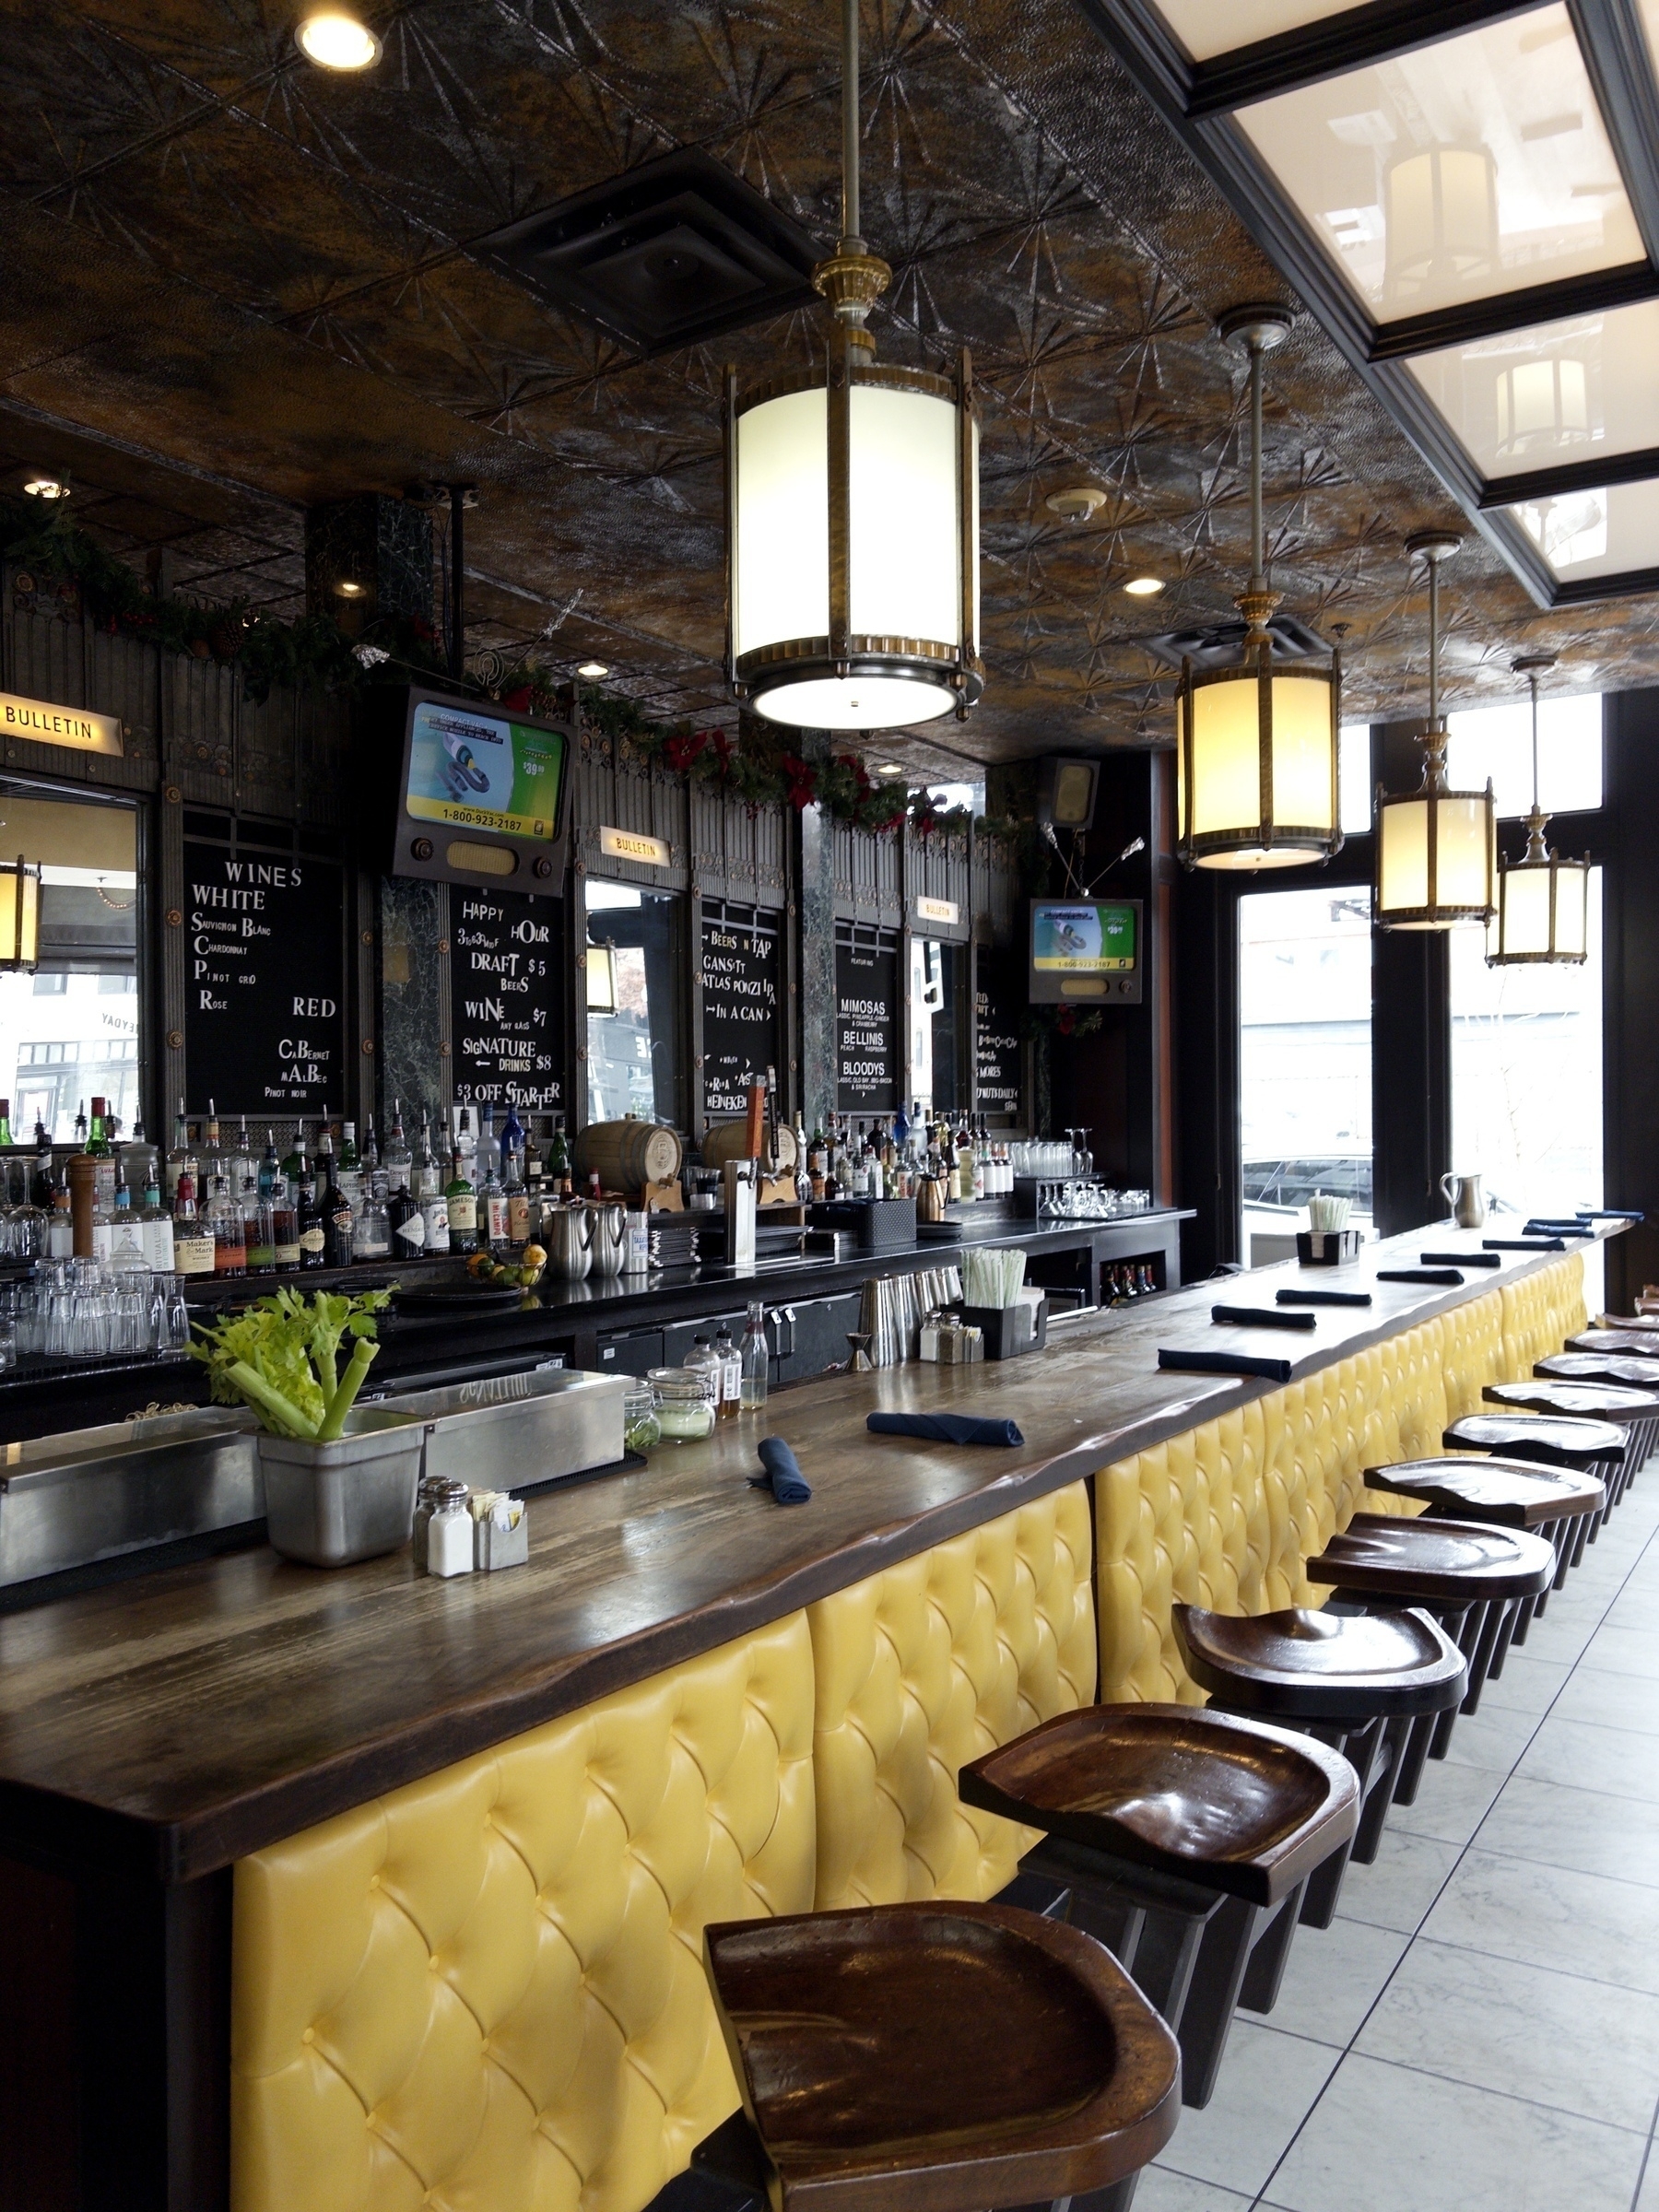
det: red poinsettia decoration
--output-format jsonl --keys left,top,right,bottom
{"left": 782, "top": 754, "right": 818, "bottom": 810}
{"left": 500, "top": 686, "right": 533, "bottom": 712}
{"left": 664, "top": 729, "right": 710, "bottom": 773}
{"left": 1056, "top": 1006, "right": 1077, "bottom": 1037}
{"left": 709, "top": 727, "right": 734, "bottom": 780}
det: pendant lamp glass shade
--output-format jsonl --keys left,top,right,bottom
{"left": 1175, "top": 307, "right": 1341, "bottom": 871}
{"left": 724, "top": 0, "right": 981, "bottom": 733}
{"left": 0, "top": 857, "right": 40, "bottom": 971}
{"left": 1374, "top": 534, "right": 1497, "bottom": 931}
{"left": 1488, "top": 655, "right": 1591, "bottom": 964}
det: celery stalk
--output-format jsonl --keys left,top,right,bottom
{"left": 315, "top": 1337, "right": 379, "bottom": 1442}
{"left": 227, "top": 1359, "right": 319, "bottom": 1440}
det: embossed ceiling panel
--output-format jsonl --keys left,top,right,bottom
{"left": 2, "top": 0, "right": 1657, "bottom": 761}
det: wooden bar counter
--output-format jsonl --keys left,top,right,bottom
{"left": 0, "top": 1227, "right": 1598, "bottom": 2212}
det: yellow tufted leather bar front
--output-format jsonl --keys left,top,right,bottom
{"left": 806, "top": 1479, "right": 1096, "bottom": 1909}
{"left": 231, "top": 1613, "right": 816, "bottom": 2212}
{"left": 1096, "top": 1256, "right": 1585, "bottom": 1705}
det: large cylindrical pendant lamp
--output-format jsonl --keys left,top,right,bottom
{"left": 1488, "top": 653, "right": 1591, "bottom": 965}
{"left": 1374, "top": 534, "right": 1496, "bottom": 931}
{"left": 724, "top": 0, "right": 981, "bottom": 733}
{"left": 1176, "top": 305, "right": 1341, "bottom": 871}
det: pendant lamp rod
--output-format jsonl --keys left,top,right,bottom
{"left": 841, "top": 0, "right": 860, "bottom": 247}
{"left": 1247, "top": 330, "right": 1265, "bottom": 595}
{"left": 1514, "top": 651, "right": 1556, "bottom": 861}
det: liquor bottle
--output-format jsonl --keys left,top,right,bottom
{"left": 140, "top": 1179, "right": 174, "bottom": 1275}
{"left": 281, "top": 1120, "right": 307, "bottom": 1190}
{"left": 382, "top": 1099, "right": 413, "bottom": 1196}
{"left": 259, "top": 1129, "right": 284, "bottom": 1206}
{"left": 86, "top": 1095, "right": 111, "bottom": 1158}
{"left": 413, "top": 1112, "right": 441, "bottom": 1203}
{"left": 337, "top": 1121, "right": 363, "bottom": 1211}
{"left": 361, "top": 1120, "right": 385, "bottom": 1204}
{"left": 89, "top": 1178, "right": 114, "bottom": 1266}
{"left": 165, "top": 1101, "right": 191, "bottom": 1203}
{"left": 201, "top": 1100, "right": 223, "bottom": 1192}
{"left": 315, "top": 1113, "right": 337, "bottom": 1191}
{"left": 712, "top": 1322, "right": 740, "bottom": 1419}
{"left": 74, "top": 1100, "right": 88, "bottom": 1149}
{"left": 210, "top": 1176, "right": 247, "bottom": 1278}
{"left": 524, "top": 1121, "right": 544, "bottom": 1200}
{"left": 389, "top": 1177, "right": 426, "bottom": 1258}
{"left": 121, "top": 1116, "right": 157, "bottom": 1203}
{"left": 270, "top": 1178, "right": 300, "bottom": 1274}
{"left": 46, "top": 1161, "right": 74, "bottom": 1260}
{"left": 453, "top": 1104, "right": 476, "bottom": 1174}
{"left": 171, "top": 1165, "right": 216, "bottom": 1278}
{"left": 0, "top": 1096, "right": 13, "bottom": 1149}
{"left": 323, "top": 1156, "right": 356, "bottom": 1269}
{"left": 352, "top": 1186, "right": 391, "bottom": 1262}
{"left": 296, "top": 1154, "right": 327, "bottom": 1269}
{"left": 478, "top": 1149, "right": 508, "bottom": 1253}
{"left": 418, "top": 1171, "right": 450, "bottom": 1256}
{"left": 243, "top": 1173, "right": 276, "bottom": 1277}
{"left": 445, "top": 1147, "right": 477, "bottom": 1255}
{"left": 504, "top": 1141, "right": 530, "bottom": 1249}
{"left": 477, "top": 1102, "right": 501, "bottom": 1184}
{"left": 739, "top": 1301, "right": 769, "bottom": 1410}
{"left": 32, "top": 1119, "right": 53, "bottom": 1209}
{"left": 500, "top": 1100, "right": 524, "bottom": 1169}
{"left": 547, "top": 1113, "right": 570, "bottom": 1200}
{"left": 111, "top": 1185, "right": 147, "bottom": 1273}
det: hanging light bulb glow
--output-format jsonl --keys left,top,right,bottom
{"left": 1488, "top": 653, "right": 1591, "bottom": 965}
{"left": 1175, "top": 305, "right": 1341, "bottom": 871}
{"left": 724, "top": 0, "right": 981, "bottom": 733}
{"left": 1374, "top": 534, "right": 1496, "bottom": 931}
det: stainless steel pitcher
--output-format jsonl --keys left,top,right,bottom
{"left": 546, "top": 1204, "right": 595, "bottom": 1279}
{"left": 587, "top": 1200, "right": 628, "bottom": 1278}
{"left": 1440, "top": 1171, "right": 1487, "bottom": 1228}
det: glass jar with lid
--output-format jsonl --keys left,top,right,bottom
{"left": 649, "top": 1368, "right": 716, "bottom": 1442}
{"left": 624, "top": 1382, "right": 662, "bottom": 1454}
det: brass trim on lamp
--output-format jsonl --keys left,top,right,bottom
{"left": 1488, "top": 653, "right": 1591, "bottom": 966}
{"left": 1176, "top": 305, "right": 1342, "bottom": 872}
{"left": 1374, "top": 534, "right": 1497, "bottom": 933}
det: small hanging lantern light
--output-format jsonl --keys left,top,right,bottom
{"left": 1176, "top": 305, "right": 1342, "bottom": 871}
{"left": 1374, "top": 533, "right": 1496, "bottom": 931}
{"left": 723, "top": 0, "right": 981, "bottom": 733}
{"left": 0, "top": 856, "right": 41, "bottom": 972}
{"left": 1488, "top": 653, "right": 1591, "bottom": 965}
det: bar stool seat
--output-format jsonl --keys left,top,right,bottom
{"left": 959, "top": 1704, "right": 1358, "bottom": 2112}
{"left": 1443, "top": 1410, "right": 1627, "bottom": 1473}
{"left": 1483, "top": 1381, "right": 1659, "bottom": 1500}
{"left": 1567, "top": 1330, "right": 1659, "bottom": 1359}
{"left": 693, "top": 1900, "right": 1182, "bottom": 2212}
{"left": 1539, "top": 1352, "right": 1659, "bottom": 1387}
{"left": 1171, "top": 1601, "right": 1465, "bottom": 1931}
{"left": 1364, "top": 1455, "right": 1606, "bottom": 1592}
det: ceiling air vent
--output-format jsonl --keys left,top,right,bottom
{"left": 1142, "top": 612, "right": 1333, "bottom": 670}
{"left": 474, "top": 148, "right": 823, "bottom": 356}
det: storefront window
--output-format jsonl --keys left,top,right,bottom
{"left": 0, "top": 790, "right": 139, "bottom": 1141}
{"left": 1239, "top": 887, "right": 1373, "bottom": 1264}
{"left": 585, "top": 880, "right": 685, "bottom": 1128}
{"left": 907, "top": 936, "right": 963, "bottom": 1115}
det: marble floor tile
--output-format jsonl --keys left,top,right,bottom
{"left": 1263, "top": 2053, "right": 1645, "bottom": 2212}
{"left": 1137, "top": 2170, "right": 1254, "bottom": 2212}
{"left": 1153, "top": 2021, "right": 1338, "bottom": 2198}
{"left": 1476, "top": 1771, "right": 1659, "bottom": 1886}
{"left": 1387, "top": 1758, "right": 1504, "bottom": 1847}
{"left": 1547, "top": 1665, "right": 1659, "bottom": 1735}
{"left": 1353, "top": 1937, "right": 1659, "bottom": 2131}
{"left": 1422, "top": 1847, "right": 1659, "bottom": 1995}
{"left": 1437, "top": 1701, "right": 1536, "bottom": 1774}
{"left": 1514, "top": 1712, "right": 1659, "bottom": 1803}
{"left": 1474, "top": 1649, "right": 1571, "bottom": 1717}
{"left": 1255, "top": 1916, "right": 1410, "bottom": 2049}
{"left": 1335, "top": 1830, "right": 1463, "bottom": 1936}
{"left": 1581, "top": 1623, "right": 1659, "bottom": 1680}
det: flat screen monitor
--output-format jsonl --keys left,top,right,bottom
{"left": 391, "top": 688, "right": 573, "bottom": 893}
{"left": 1028, "top": 897, "right": 1142, "bottom": 1004}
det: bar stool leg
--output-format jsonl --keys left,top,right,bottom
{"left": 1176, "top": 1894, "right": 1266, "bottom": 2108}
{"left": 1238, "top": 1877, "right": 1312, "bottom": 2013}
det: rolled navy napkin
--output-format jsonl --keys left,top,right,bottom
{"left": 866, "top": 1411, "right": 1025, "bottom": 1447}
{"left": 748, "top": 1436, "right": 811, "bottom": 1504}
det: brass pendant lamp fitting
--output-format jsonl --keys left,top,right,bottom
{"left": 723, "top": 0, "right": 982, "bottom": 734}
{"left": 1175, "top": 304, "right": 1343, "bottom": 871}
{"left": 1373, "top": 533, "right": 1497, "bottom": 932}
{"left": 1488, "top": 653, "right": 1591, "bottom": 965}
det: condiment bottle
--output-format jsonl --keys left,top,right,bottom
{"left": 682, "top": 1333, "right": 720, "bottom": 1412}
{"left": 712, "top": 1322, "right": 741, "bottom": 1418}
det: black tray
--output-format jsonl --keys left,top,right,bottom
{"left": 393, "top": 1282, "right": 535, "bottom": 1313}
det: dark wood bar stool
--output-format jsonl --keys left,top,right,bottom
{"left": 1364, "top": 1454, "right": 1606, "bottom": 1594}
{"left": 1567, "top": 1329, "right": 1659, "bottom": 1359}
{"left": 1486, "top": 1377, "right": 1659, "bottom": 1489}
{"left": 1302, "top": 1515, "right": 1555, "bottom": 1785}
{"left": 959, "top": 1705, "right": 1357, "bottom": 2112}
{"left": 1171, "top": 1604, "right": 1464, "bottom": 1929}
{"left": 677, "top": 1899, "right": 1182, "bottom": 2212}
{"left": 1444, "top": 1408, "right": 1627, "bottom": 1477}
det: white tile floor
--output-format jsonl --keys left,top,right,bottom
{"left": 1139, "top": 1469, "right": 1659, "bottom": 2212}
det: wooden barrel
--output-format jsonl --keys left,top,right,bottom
{"left": 573, "top": 1118, "right": 682, "bottom": 1194}
{"left": 700, "top": 1118, "right": 799, "bottom": 1172}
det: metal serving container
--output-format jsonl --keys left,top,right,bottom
{"left": 257, "top": 1411, "right": 426, "bottom": 1568}
{"left": 377, "top": 1366, "right": 629, "bottom": 1494}
{"left": 0, "top": 1406, "right": 261, "bottom": 1589}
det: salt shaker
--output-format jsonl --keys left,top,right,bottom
{"left": 426, "top": 1479, "right": 474, "bottom": 1577}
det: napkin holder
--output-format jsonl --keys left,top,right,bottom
{"left": 1296, "top": 1229, "right": 1362, "bottom": 1266}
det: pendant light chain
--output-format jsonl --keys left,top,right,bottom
{"left": 841, "top": 0, "right": 860, "bottom": 250}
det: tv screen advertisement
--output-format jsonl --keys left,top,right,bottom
{"left": 392, "top": 688, "right": 574, "bottom": 894}
{"left": 1028, "top": 897, "right": 1142, "bottom": 1003}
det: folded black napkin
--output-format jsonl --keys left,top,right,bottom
{"left": 1377, "top": 1267, "right": 1465, "bottom": 1285}
{"left": 1422, "top": 1251, "right": 1502, "bottom": 1268}
{"left": 1483, "top": 1237, "right": 1564, "bottom": 1253}
{"left": 747, "top": 1436, "right": 811, "bottom": 1504}
{"left": 1524, "top": 1221, "right": 1592, "bottom": 1239}
{"left": 1159, "top": 1347, "right": 1293, "bottom": 1383}
{"left": 1211, "top": 1303, "right": 1315, "bottom": 1332}
{"left": 866, "top": 1411, "right": 1025, "bottom": 1447}
{"left": 1277, "top": 1288, "right": 1373, "bottom": 1308}
{"left": 1579, "top": 1208, "right": 1643, "bottom": 1223}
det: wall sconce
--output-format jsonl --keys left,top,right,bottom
{"left": 0, "top": 857, "right": 41, "bottom": 971}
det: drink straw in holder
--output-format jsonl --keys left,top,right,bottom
{"left": 964, "top": 1247, "right": 1027, "bottom": 1310}
{"left": 1307, "top": 1192, "right": 1351, "bottom": 1237}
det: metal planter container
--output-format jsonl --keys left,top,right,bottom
{"left": 257, "top": 1412, "right": 425, "bottom": 1568}
{"left": 377, "top": 1366, "right": 627, "bottom": 1494}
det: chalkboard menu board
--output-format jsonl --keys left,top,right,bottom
{"left": 835, "top": 924, "right": 899, "bottom": 1115}
{"left": 183, "top": 841, "right": 344, "bottom": 1114}
{"left": 449, "top": 888, "right": 564, "bottom": 1113}
{"left": 700, "top": 908, "right": 779, "bottom": 1119}
{"left": 975, "top": 955, "right": 1024, "bottom": 1124}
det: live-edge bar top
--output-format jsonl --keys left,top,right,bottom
{"left": 0, "top": 1226, "right": 1609, "bottom": 1882}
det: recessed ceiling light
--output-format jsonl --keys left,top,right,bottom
{"left": 1123, "top": 575, "right": 1165, "bottom": 597}
{"left": 577, "top": 660, "right": 609, "bottom": 678}
{"left": 335, "top": 579, "right": 367, "bottom": 598}
{"left": 1045, "top": 486, "right": 1108, "bottom": 524}
{"left": 22, "top": 476, "right": 67, "bottom": 500}
{"left": 295, "top": 12, "right": 382, "bottom": 69}
{"left": 877, "top": 762, "right": 905, "bottom": 776}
